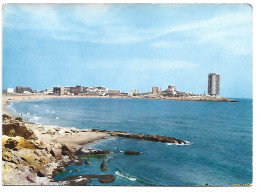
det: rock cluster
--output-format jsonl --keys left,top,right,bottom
{"left": 90, "top": 129, "right": 187, "bottom": 145}
{"left": 2, "top": 115, "right": 113, "bottom": 185}
{"left": 58, "top": 175, "right": 115, "bottom": 185}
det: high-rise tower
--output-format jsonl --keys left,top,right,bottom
{"left": 208, "top": 73, "right": 220, "bottom": 96}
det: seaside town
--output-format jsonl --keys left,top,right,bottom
{"left": 2, "top": 73, "right": 236, "bottom": 102}
{"left": 1, "top": 73, "right": 240, "bottom": 185}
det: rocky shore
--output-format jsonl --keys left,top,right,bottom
{"left": 2, "top": 113, "right": 187, "bottom": 185}
{"left": 2, "top": 114, "right": 110, "bottom": 185}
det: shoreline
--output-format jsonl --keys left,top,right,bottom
{"left": 2, "top": 114, "right": 110, "bottom": 185}
{"left": 2, "top": 93, "right": 238, "bottom": 116}
{"left": 2, "top": 94, "right": 113, "bottom": 185}
{"left": 1, "top": 93, "right": 241, "bottom": 186}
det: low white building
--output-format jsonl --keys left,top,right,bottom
{"left": 7, "top": 88, "right": 14, "bottom": 94}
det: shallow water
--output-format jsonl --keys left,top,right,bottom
{"left": 9, "top": 98, "right": 252, "bottom": 186}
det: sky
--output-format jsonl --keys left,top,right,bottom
{"left": 2, "top": 4, "right": 252, "bottom": 98}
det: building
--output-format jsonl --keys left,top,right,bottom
{"left": 165, "top": 85, "right": 177, "bottom": 95}
{"left": 130, "top": 89, "right": 140, "bottom": 96}
{"left": 7, "top": 88, "right": 14, "bottom": 94}
{"left": 53, "top": 86, "right": 64, "bottom": 95}
{"left": 43, "top": 89, "right": 53, "bottom": 95}
{"left": 15, "top": 86, "right": 32, "bottom": 93}
{"left": 107, "top": 89, "right": 121, "bottom": 96}
{"left": 68, "top": 85, "right": 84, "bottom": 95}
{"left": 152, "top": 86, "right": 161, "bottom": 94}
{"left": 208, "top": 73, "right": 220, "bottom": 96}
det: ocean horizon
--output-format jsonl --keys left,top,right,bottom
{"left": 7, "top": 97, "right": 252, "bottom": 186}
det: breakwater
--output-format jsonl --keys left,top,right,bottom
{"left": 90, "top": 129, "right": 187, "bottom": 145}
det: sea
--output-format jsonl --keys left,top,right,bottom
{"left": 7, "top": 97, "right": 252, "bottom": 186}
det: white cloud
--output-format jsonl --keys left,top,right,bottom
{"left": 128, "top": 59, "right": 197, "bottom": 71}
{"left": 3, "top": 4, "right": 252, "bottom": 56}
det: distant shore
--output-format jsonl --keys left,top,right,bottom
{"left": 2, "top": 93, "right": 237, "bottom": 115}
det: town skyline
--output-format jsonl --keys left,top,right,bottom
{"left": 3, "top": 4, "right": 252, "bottom": 98}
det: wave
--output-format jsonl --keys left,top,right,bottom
{"left": 34, "top": 105, "right": 39, "bottom": 108}
{"left": 52, "top": 111, "right": 55, "bottom": 114}
{"left": 166, "top": 140, "right": 191, "bottom": 146}
{"left": 56, "top": 117, "right": 60, "bottom": 119}
{"left": 115, "top": 170, "right": 137, "bottom": 182}
{"left": 6, "top": 103, "right": 17, "bottom": 114}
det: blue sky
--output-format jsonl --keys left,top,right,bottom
{"left": 2, "top": 4, "right": 252, "bottom": 98}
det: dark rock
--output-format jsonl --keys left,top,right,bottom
{"left": 74, "top": 157, "right": 83, "bottom": 166}
{"left": 58, "top": 166, "right": 66, "bottom": 172}
{"left": 98, "top": 175, "right": 115, "bottom": 183}
{"left": 85, "top": 160, "right": 90, "bottom": 165}
{"left": 79, "top": 149, "right": 110, "bottom": 155}
{"left": 100, "top": 160, "right": 107, "bottom": 171}
{"left": 61, "top": 142, "right": 82, "bottom": 156}
{"left": 63, "top": 161, "right": 73, "bottom": 167}
{"left": 4, "top": 139, "right": 19, "bottom": 150}
{"left": 2, "top": 122, "right": 36, "bottom": 139}
{"left": 27, "top": 173, "right": 37, "bottom": 183}
{"left": 37, "top": 168, "right": 47, "bottom": 177}
{"left": 2, "top": 114, "right": 12, "bottom": 120}
{"left": 15, "top": 117, "right": 23, "bottom": 121}
{"left": 61, "top": 175, "right": 91, "bottom": 186}
{"left": 90, "top": 129, "right": 186, "bottom": 145}
{"left": 124, "top": 151, "right": 140, "bottom": 155}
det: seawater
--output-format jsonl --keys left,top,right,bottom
{"left": 8, "top": 98, "right": 252, "bottom": 186}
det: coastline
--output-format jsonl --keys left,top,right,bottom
{"left": 2, "top": 94, "right": 112, "bottom": 185}
{"left": 1, "top": 93, "right": 239, "bottom": 186}
{"left": 2, "top": 93, "right": 187, "bottom": 185}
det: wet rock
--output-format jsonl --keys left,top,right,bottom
{"left": 100, "top": 160, "right": 107, "bottom": 171}
{"left": 37, "top": 167, "right": 47, "bottom": 177}
{"left": 74, "top": 157, "right": 83, "bottom": 166}
{"left": 58, "top": 167, "right": 66, "bottom": 172}
{"left": 90, "top": 129, "right": 186, "bottom": 144}
{"left": 124, "top": 151, "right": 141, "bottom": 155}
{"left": 63, "top": 161, "right": 73, "bottom": 167}
{"left": 98, "top": 175, "right": 115, "bottom": 183}
{"left": 79, "top": 149, "right": 110, "bottom": 155}
{"left": 62, "top": 175, "right": 91, "bottom": 186}
{"left": 27, "top": 173, "right": 37, "bottom": 183}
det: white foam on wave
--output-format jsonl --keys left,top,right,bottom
{"left": 115, "top": 171, "right": 137, "bottom": 182}
{"left": 27, "top": 112, "right": 30, "bottom": 115}
{"left": 34, "top": 105, "right": 39, "bottom": 108}
{"left": 45, "top": 110, "right": 49, "bottom": 112}
{"left": 30, "top": 116, "right": 41, "bottom": 123}
{"left": 52, "top": 111, "right": 55, "bottom": 114}
{"left": 6, "top": 103, "right": 17, "bottom": 113}
{"left": 56, "top": 117, "right": 60, "bottom": 119}
{"left": 166, "top": 141, "right": 191, "bottom": 146}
